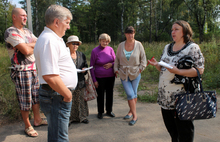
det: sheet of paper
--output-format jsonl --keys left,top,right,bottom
{"left": 77, "top": 66, "right": 93, "bottom": 73}
{"left": 158, "top": 61, "right": 173, "bottom": 69}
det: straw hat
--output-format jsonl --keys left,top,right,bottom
{"left": 66, "top": 35, "right": 82, "bottom": 45}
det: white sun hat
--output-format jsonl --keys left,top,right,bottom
{"left": 66, "top": 35, "right": 82, "bottom": 45}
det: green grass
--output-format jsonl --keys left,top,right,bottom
{"left": 0, "top": 45, "right": 20, "bottom": 120}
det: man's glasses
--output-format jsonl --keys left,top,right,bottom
{"left": 72, "top": 43, "right": 79, "bottom": 45}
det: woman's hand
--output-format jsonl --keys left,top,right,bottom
{"left": 115, "top": 71, "right": 119, "bottom": 78}
{"left": 81, "top": 68, "right": 86, "bottom": 73}
{"left": 148, "top": 58, "right": 158, "bottom": 66}
{"left": 103, "top": 63, "right": 112, "bottom": 69}
{"left": 148, "top": 58, "right": 161, "bottom": 71}
{"left": 94, "top": 81, "right": 99, "bottom": 88}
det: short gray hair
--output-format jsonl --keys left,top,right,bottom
{"left": 99, "top": 33, "right": 111, "bottom": 42}
{"left": 45, "top": 5, "right": 72, "bottom": 26}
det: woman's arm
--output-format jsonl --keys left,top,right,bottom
{"left": 138, "top": 42, "right": 147, "bottom": 72}
{"left": 167, "top": 43, "right": 205, "bottom": 77}
{"left": 167, "top": 66, "right": 204, "bottom": 77}
{"left": 82, "top": 52, "right": 88, "bottom": 74}
{"left": 114, "top": 44, "right": 121, "bottom": 73}
{"left": 90, "top": 49, "right": 97, "bottom": 83}
{"left": 103, "top": 47, "right": 116, "bottom": 69}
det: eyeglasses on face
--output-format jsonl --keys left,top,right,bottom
{"left": 72, "top": 43, "right": 79, "bottom": 45}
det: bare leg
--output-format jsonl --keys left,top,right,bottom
{"left": 21, "top": 110, "right": 38, "bottom": 136}
{"left": 134, "top": 98, "right": 137, "bottom": 104}
{"left": 32, "top": 104, "right": 43, "bottom": 126}
{"left": 128, "top": 99, "right": 137, "bottom": 120}
{"left": 21, "top": 110, "right": 32, "bottom": 129}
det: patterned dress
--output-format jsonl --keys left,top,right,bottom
{"left": 70, "top": 57, "right": 89, "bottom": 122}
{"left": 157, "top": 42, "right": 205, "bottom": 110}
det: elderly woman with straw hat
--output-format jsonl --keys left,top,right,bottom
{"left": 66, "top": 35, "right": 89, "bottom": 124}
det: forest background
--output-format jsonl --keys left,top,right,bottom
{"left": 0, "top": 0, "right": 220, "bottom": 122}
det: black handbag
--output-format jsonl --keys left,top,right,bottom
{"left": 175, "top": 68, "right": 217, "bottom": 120}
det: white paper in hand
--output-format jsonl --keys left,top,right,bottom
{"left": 158, "top": 61, "right": 173, "bottom": 69}
{"left": 77, "top": 66, "right": 93, "bottom": 73}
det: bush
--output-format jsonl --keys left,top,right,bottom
{"left": 0, "top": 46, "right": 20, "bottom": 120}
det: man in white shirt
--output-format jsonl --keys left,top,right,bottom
{"left": 34, "top": 5, "right": 77, "bottom": 142}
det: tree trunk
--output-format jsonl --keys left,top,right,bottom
{"left": 149, "top": 0, "right": 152, "bottom": 43}
{"left": 121, "top": 2, "right": 124, "bottom": 41}
{"left": 35, "top": 0, "right": 39, "bottom": 36}
{"left": 94, "top": 21, "right": 97, "bottom": 44}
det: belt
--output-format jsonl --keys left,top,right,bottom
{"left": 41, "top": 84, "right": 54, "bottom": 91}
{"left": 41, "top": 84, "right": 75, "bottom": 92}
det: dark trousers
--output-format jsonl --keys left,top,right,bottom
{"left": 161, "top": 108, "right": 194, "bottom": 142}
{"left": 96, "top": 77, "right": 115, "bottom": 113}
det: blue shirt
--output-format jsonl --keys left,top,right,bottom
{"left": 124, "top": 49, "right": 133, "bottom": 60}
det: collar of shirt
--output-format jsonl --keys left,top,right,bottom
{"left": 44, "top": 26, "right": 64, "bottom": 42}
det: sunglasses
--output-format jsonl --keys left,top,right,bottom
{"left": 72, "top": 43, "right": 79, "bottom": 45}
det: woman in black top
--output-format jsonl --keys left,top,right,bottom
{"left": 66, "top": 35, "right": 89, "bottom": 124}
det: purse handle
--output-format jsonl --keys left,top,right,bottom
{"left": 194, "top": 67, "right": 204, "bottom": 92}
{"left": 185, "top": 67, "right": 204, "bottom": 94}
{"left": 180, "top": 67, "right": 206, "bottom": 102}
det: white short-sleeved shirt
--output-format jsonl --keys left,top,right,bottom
{"left": 34, "top": 27, "right": 77, "bottom": 88}
{"left": 158, "top": 42, "right": 205, "bottom": 110}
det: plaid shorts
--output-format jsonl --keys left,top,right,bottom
{"left": 11, "top": 70, "right": 39, "bottom": 111}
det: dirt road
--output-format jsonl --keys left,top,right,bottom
{"left": 0, "top": 78, "right": 219, "bottom": 142}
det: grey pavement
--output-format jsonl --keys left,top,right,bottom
{"left": 0, "top": 78, "right": 219, "bottom": 142}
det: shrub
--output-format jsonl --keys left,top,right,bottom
{"left": 0, "top": 46, "right": 20, "bottom": 120}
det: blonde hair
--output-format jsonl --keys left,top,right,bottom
{"left": 99, "top": 33, "right": 111, "bottom": 42}
{"left": 45, "top": 5, "right": 72, "bottom": 26}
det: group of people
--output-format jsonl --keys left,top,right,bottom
{"left": 4, "top": 4, "right": 204, "bottom": 142}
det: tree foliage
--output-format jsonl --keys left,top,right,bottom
{"left": 0, "top": 0, "right": 219, "bottom": 43}
{"left": 0, "top": 0, "right": 14, "bottom": 43}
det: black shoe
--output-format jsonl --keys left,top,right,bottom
{"left": 107, "top": 112, "right": 115, "bottom": 117}
{"left": 97, "top": 113, "right": 103, "bottom": 119}
{"left": 81, "top": 119, "right": 89, "bottom": 124}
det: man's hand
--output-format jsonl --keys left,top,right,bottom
{"left": 43, "top": 75, "right": 72, "bottom": 102}
{"left": 62, "top": 90, "right": 72, "bottom": 102}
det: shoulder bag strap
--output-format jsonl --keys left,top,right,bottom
{"left": 194, "top": 67, "right": 204, "bottom": 93}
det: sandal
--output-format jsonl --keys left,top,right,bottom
{"left": 24, "top": 126, "right": 38, "bottom": 137}
{"left": 34, "top": 119, "right": 48, "bottom": 127}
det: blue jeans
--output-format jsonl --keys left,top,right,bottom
{"left": 39, "top": 86, "right": 72, "bottom": 142}
{"left": 121, "top": 74, "right": 141, "bottom": 100}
